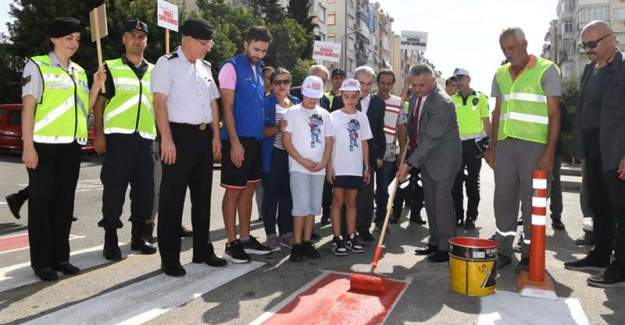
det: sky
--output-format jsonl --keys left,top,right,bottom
{"left": 376, "top": 0, "right": 559, "bottom": 95}
{"left": 0, "top": 1, "right": 10, "bottom": 36}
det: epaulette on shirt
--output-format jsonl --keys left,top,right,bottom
{"left": 165, "top": 52, "right": 179, "bottom": 60}
{"left": 200, "top": 59, "right": 211, "bottom": 68}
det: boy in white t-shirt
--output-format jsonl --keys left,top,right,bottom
{"left": 282, "top": 76, "right": 334, "bottom": 262}
{"left": 327, "top": 79, "right": 373, "bottom": 256}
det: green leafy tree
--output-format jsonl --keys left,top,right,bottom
{"left": 258, "top": 0, "right": 285, "bottom": 23}
{"left": 287, "top": 0, "right": 317, "bottom": 58}
{"left": 0, "top": 0, "right": 186, "bottom": 103}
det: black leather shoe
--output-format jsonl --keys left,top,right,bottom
{"left": 464, "top": 219, "right": 476, "bottom": 230}
{"left": 552, "top": 218, "right": 566, "bottom": 231}
{"left": 415, "top": 245, "right": 438, "bottom": 256}
{"left": 409, "top": 214, "right": 426, "bottom": 225}
{"left": 6, "top": 193, "right": 25, "bottom": 220}
{"left": 456, "top": 218, "right": 464, "bottom": 227}
{"left": 428, "top": 250, "right": 450, "bottom": 263}
{"left": 53, "top": 262, "right": 80, "bottom": 275}
{"left": 180, "top": 226, "right": 193, "bottom": 238}
{"left": 131, "top": 238, "right": 157, "bottom": 254}
{"left": 161, "top": 264, "right": 186, "bottom": 277}
{"left": 193, "top": 243, "right": 227, "bottom": 267}
{"left": 35, "top": 268, "right": 58, "bottom": 281}
{"left": 103, "top": 230, "right": 122, "bottom": 261}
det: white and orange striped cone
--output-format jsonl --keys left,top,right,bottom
{"left": 516, "top": 169, "right": 557, "bottom": 300}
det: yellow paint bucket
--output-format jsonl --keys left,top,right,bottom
{"left": 449, "top": 237, "right": 497, "bottom": 297}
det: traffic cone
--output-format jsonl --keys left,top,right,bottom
{"left": 516, "top": 169, "right": 557, "bottom": 300}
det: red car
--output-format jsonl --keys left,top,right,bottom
{"left": 0, "top": 104, "right": 95, "bottom": 153}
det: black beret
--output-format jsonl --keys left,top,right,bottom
{"left": 181, "top": 19, "right": 213, "bottom": 40}
{"left": 331, "top": 68, "right": 346, "bottom": 78}
{"left": 48, "top": 17, "right": 81, "bottom": 38}
{"left": 124, "top": 19, "right": 148, "bottom": 34}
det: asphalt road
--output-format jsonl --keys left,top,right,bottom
{"left": 0, "top": 152, "right": 623, "bottom": 324}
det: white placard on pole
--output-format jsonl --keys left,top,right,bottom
{"left": 312, "top": 41, "right": 341, "bottom": 63}
{"left": 400, "top": 31, "right": 428, "bottom": 52}
{"left": 157, "top": 0, "right": 179, "bottom": 32}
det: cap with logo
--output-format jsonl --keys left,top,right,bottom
{"left": 339, "top": 78, "right": 360, "bottom": 92}
{"left": 302, "top": 76, "right": 324, "bottom": 99}
{"left": 124, "top": 19, "right": 148, "bottom": 34}
{"left": 453, "top": 68, "right": 470, "bottom": 78}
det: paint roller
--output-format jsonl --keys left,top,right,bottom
{"left": 349, "top": 146, "right": 409, "bottom": 294}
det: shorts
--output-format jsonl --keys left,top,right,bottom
{"left": 221, "top": 138, "right": 262, "bottom": 189}
{"left": 333, "top": 175, "right": 363, "bottom": 190}
{"left": 290, "top": 171, "right": 325, "bottom": 216}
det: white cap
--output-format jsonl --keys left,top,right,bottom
{"left": 301, "top": 76, "right": 324, "bottom": 99}
{"left": 339, "top": 78, "right": 360, "bottom": 92}
{"left": 453, "top": 68, "right": 470, "bottom": 77}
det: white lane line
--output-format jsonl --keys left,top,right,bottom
{"left": 0, "top": 234, "right": 85, "bottom": 255}
{"left": 0, "top": 243, "right": 131, "bottom": 293}
{"left": 478, "top": 290, "right": 589, "bottom": 325}
{"left": 24, "top": 261, "right": 264, "bottom": 325}
{"left": 0, "top": 202, "right": 7, "bottom": 205}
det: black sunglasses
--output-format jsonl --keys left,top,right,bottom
{"left": 272, "top": 79, "right": 291, "bottom": 85}
{"left": 579, "top": 34, "right": 612, "bottom": 50}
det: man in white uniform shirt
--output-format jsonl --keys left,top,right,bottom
{"left": 151, "top": 19, "right": 226, "bottom": 277}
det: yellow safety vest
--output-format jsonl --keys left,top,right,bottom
{"left": 30, "top": 55, "right": 89, "bottom": 144}
{"left": 495, "top": 56, "right": 557, "bottom": 144}
{"left": 451, "top": 91, "right": 489, "bottom": 140}
{"left": 103, "top": 58, "right": 155, "bottom": 140}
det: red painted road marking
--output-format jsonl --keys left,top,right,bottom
{"left": 0, "top": 233, "right": 29, "bottom": 253}
{"left": 0, "top": 233, "right": 83, "bottom": 254}
{"left": 257, "top": 272, "right": 407, "bottom": 325}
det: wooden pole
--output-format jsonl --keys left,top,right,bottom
{"left": 92, "top": 7, "right": 105, "bottom": 93}
{"left": 165, "top": 29, "right": 170, "bottom": 54}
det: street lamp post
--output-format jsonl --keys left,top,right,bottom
{"left": 342, "top": 31, "right": 358, "bottom": 71}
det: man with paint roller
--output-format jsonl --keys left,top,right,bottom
{"left": 486, "top": 27, "right": 561, "bottom": 271}
{"left": 398, "top": 64, "right": 462, "bottom": 263}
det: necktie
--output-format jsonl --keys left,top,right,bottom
{"left": 409, "top": 96, "right": 422, "bottom": 151}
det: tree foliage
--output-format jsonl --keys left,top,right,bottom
{"left": 0, "top": 0, "right": 316, "bottom": 103}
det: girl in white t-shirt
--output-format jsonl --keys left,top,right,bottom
{"left": 327, "top": 79, "right": 372, "bottom": 256}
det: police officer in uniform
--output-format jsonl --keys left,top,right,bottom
{"left": 449, "top": 68, "right": 491, "bottom": 230}
{"left": 151, "top": 19, "right": 227, "bottom": 277}
{"left": 92, "top": 20, "right": 158, "bottom": 260}
{"left": 21, "top": 17, "right": 105, "bottom": 281}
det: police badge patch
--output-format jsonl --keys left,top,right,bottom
{"left": 22, "top": 75, "right": 31, "bottom": 86}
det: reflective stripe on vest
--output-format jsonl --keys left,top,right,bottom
{"left": 495, "top": 56, "right": 556, "bottom": 144}
{"left": 30, "top": 55, "right": 88, "bottom": 144}
{"left": 451, "top": 92, "right": 487, "bottom": 140}
{"left": 103, "top": 58, "right": 156, "bottom": 140}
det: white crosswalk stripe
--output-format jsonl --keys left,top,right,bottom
{"left": 24, "top": 262, "right": 263, "bottom": 325}
{"left": 0, "top": 243, "right": 130, "bottom": 292}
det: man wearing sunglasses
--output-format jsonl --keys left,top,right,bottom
{"left": 565, "top": 20, "right": 625, "bottom": 288}
{"left": 487, "top": 27, "right": 562, "bottom": 272}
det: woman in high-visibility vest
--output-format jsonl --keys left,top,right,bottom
{"left": 20, "top": 17, "right": 105, "bottom": 281}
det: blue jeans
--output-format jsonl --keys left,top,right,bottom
{"left": 261, "top": 148, "right": 293, "bottom": 236}
{"left": 375, "top": 160, "right": 397, "bottom": 224}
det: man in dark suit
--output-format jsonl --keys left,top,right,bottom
{"left": 398, "top": 64, "right": 462, "bottom": 262}
{"left": 565, "top": 20, "right": 625, "bottom": 288}
{"left": 350, "top": 66, "right": 388, "bottom": 241}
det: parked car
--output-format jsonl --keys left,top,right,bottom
{"left": 0, "top": 104, "right": 95, "bottom": 153}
